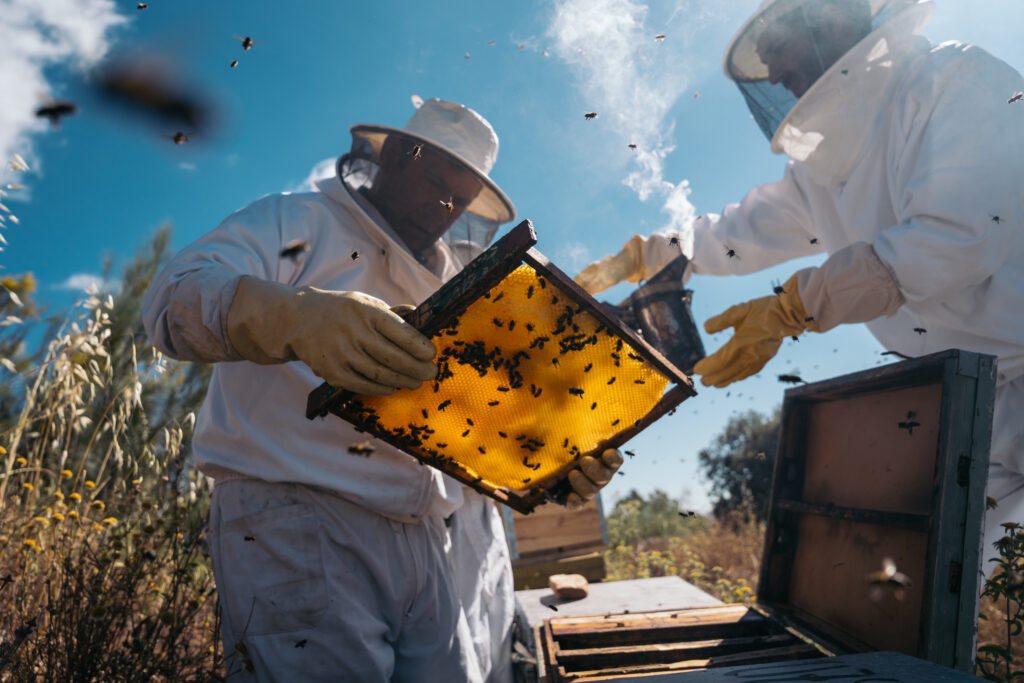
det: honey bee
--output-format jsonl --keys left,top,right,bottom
{"left": 898, "top": 411, "right": 920, "bottom": 435}
{"left": 243, "top": 535, "right": 255, "bottom": 542}
{"left": 913, "top": 327, "right": 926, "bottom": 335}
{"left": 279, "top": 239, "right": 310, "bottom": 262}
{"left": 678, "top": 510, "right": 695, "bottom": 517}
{"left": 488, "top": 40, "right": 496, "bottom": 46}
{"left": 990, "top": 214, "right": 1002, "bottom": 224}
{"left": 408, "top": 143, "right": 423, "bottom": 160}
{"left": 584, "top": 112, "right": 598, "bottom": 120}
{"left": 440, "top": 196, "right": 454, "bottom": 213}
{"left": 693, "top": 91, "right": 700, "bottom": 99}
{"left": 295, "top": 639, "right": 308, "bottom": 648}
{"left": 137, "top": 2, "right": 147, "bottom": 8}
{"left": 809, "top": 237, "right": 819, "bottom": 244}
{"left": 1009, "top": 91, "right": 1023, "bottom": 104}
{"left": 771, "top": 279, "right": 785, "bottom": 295}
{"left": 230, "top": 60, "right": 239, "bottom": 68}
{"left": 654, "top": 33, "right": 666, "bottom": 42}
{"left": 867, "top": 557, "right": 912, "bottom": 601}
{"left": 347, "top": 441, "right": 375, "bottom": 456}
{"left": 627, "top": 143, "right": 637, "bottom": 150}
{"left": 235, "top": 35, "right": 256, "bottom": 51}
{"left": 777, "top": 374, "right": 806, "bottom": 384}
{"left": 9, "top": 154, "right": 29, "bottom": 172}
{"left": 162, "top": 131, "right": 191, "bottom": 144}
{"left": 351, "top": 250, "right": 360, "bottom": 260}
{"left": 724, "top": 245, "right": 739, "bottom": 259}
{"left": 465, "top": 52, "right": 471, "bottom": 60}
{"left": 35, "top": 100, "right": 77, "bottom": 128}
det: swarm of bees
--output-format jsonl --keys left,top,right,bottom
{"left": 866, "top": 557, "right": 912, "bottom": 601}
{"left": 584, "top": 112, "right": 598, "bottom": 120}
{"left": 897, "top": 410, "right": 920, "bottom": 435}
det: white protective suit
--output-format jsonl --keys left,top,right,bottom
{"left": 609, "top": 3, "right": 1024, "bottom": 574}
{"left": 143, "top": 170, "right": 514, "bottom": 681}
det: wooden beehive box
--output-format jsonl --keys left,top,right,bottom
{"left": 502, "top": 495, "right": 610, "bottom": 589}
{"left": 307, "top": 220, "right": 695, "bottom": 513}
{"left": 539, "top": 349, "right": 995, "bottom": 680}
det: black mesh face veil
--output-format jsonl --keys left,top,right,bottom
{"left": 337, "top": 152, "right": 501, "bottom": 269}
{"left": 724, "top": 0, "right": 906, "bottom": 142}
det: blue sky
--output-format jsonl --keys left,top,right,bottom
{"left": 3, "top": 0, "right": 1023, "bottom": 512}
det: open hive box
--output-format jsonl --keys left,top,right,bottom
{"left": 538, "top": 349, "right": 995, "bottom": 680}
{"left": 306, "top": 220, "right": 696, "bottom": 513}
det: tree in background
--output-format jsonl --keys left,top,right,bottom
{"left": 698, "top": 408, "right": 780, "bottom": 521}
{"left": 607, "top": 489, "right": 705, "bottom": 548}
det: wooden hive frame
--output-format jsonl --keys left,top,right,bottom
{"left": 306, "top": 220, "right": 696, "bottom": 514}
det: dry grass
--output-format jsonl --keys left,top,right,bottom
{"left": 0, "top": 289, "right": 222, "bottom": 681}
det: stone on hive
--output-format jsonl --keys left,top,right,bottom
{"left": 549, "top": 573, "right": 589, "bottom": 600}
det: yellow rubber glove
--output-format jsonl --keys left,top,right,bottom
{"left": 693, "top": 273, "right": 819, "bottom": 388}
{"left": 564, "top": 448, "right": 623, "bottom": 510}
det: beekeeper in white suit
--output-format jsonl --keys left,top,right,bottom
{"left": 576, "top": 0, "right": 1024, "bottom": 576}
{"left": 143, "top": 98, "right": 621, "bottom": 682}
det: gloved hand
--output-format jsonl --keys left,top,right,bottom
{"left": 694, "top": 273, "right": 818, "bottom": 388}
{"left": 564, "top": 448, "right": 623, "bottom": 510}
{"left": 226, "top": 275, "right": 438, "bottom": 395}
{"left": 574, "top": 234, "right": 689, "bottom": 295}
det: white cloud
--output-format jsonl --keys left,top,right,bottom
{"left": 290, "top": 157, "right": 336, "bottom": 193}
{"left": 0, "top": 0, "right": 126, "bottom": 183}
{"left": 553, "top": 241, "right": 592, "bottom": 276}
{"left": 547, "top": 0, "right": 724, "bottom": 242}
{"left": 51, "top": 272, "right": 119, "bottom": 293}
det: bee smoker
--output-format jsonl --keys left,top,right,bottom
{"left": 603, "top": 254, "right": 705, "bottom": 374}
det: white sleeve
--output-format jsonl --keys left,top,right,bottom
{"left": 873, "top": 47, "right": 1024, "bottom": 308}
{"left": 142, "top": 195, "right": 284, "bottom": 362}
{"left": 691, "top": 161, "right": 824, "bottom": 276}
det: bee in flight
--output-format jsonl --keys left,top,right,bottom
{"left": 34, "top": 100, "right": 77, "bottom": 128}
{"left": 440, "top": 196, "right": 454, "bottom": 213}
{"left": 724, "top": 245, "right": 740, "bottom": 259}
{"left": 654, "top": 33, "right": 666, "bottom": 42}
{"left": 408, "top": 143, "right": 423, "bottom": 160}
{"left": 230, "top": 60, "right": 239, "bottom": 69}
{"left": 898, "top": 411, "right": 920, "bottom": 435}
{"left": 162, "top": 131, "right": 192, "bottom": 145}
{"left": 627, "top": 142, "right": 637, "bottom": 150}
{"left": 584, "top": 112, "right": 598, "bottom": 120}
{"left": 235, "top": 35, "right": 257, "bottom": 51}
{"left": 1009, "top": 91, "right": 1023, "bottom": 104}
{"left": 867, "top": 557, "right": 912, "bottom": 601}
{"left": 279, "top": 239, "right": 310, "bottom": 262}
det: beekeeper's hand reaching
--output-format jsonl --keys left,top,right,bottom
{"left": 226, "top": 275, "right": 437, "bottom": 395}
{"left": 564, "top": 448, "right": 624, "bottom": 510}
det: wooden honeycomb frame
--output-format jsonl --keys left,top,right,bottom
{"left": 306, "top": 220, "right": 696, "bottom": 513}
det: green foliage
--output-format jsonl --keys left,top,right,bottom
{"left": 977, "top": 520, "right": 1024, "bottom": 681}
{"left": 698, "top": 408, "right": 780, "bottom": 521}
{"left": 607, "top": 489, "right": 705, "bottom": 547}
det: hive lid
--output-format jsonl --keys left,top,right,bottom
{"left": 306, "top": 220, "right": 696, "bottom": 514}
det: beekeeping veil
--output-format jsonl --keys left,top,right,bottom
{"left": 341, "top": 98, "right": 516, "bottom": 266}
{"left": 724, "top": 0, "right": 934, "bottom": 187}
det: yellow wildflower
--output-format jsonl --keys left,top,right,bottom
{"left": 15, "top": 457, "right": 27, "bottom": 466}
{"left": 92, "top": 523, "right": 104, "bottom": 532}
{"left": 52, "top": 513, "right": 65, "bottom": 522}
{"left": 176, "top": 532, "right": 183, "bottom": 540}
{"left": 102, "top": 517, "right": 118, "bottom": 526}
{"left": 54, "top": 491, "right": 64, "bottom": 501}
{"left": 739, "top": 586, "right": 752, "bottom": 593}
{"left": 132, "top": 478, "right": 142, "bottom": 486}
{"left": 0, "top": 446, "right": 7, "bottom": 454}
{"left": 69, "top": 492, "right": 82, "bottom": 502}
{"left": 91, "top": 500, "right": 105, "bottom": 511}
{"left": 60, "top": 469, "right": 72, "bottom": 477}
{"left": 23, "top": 539, "right": 36, "bottom": 548}
{"left": 67, "top": 510, "right": 79, "bottom": 519}
{"left": 21, "top": 482, "right": 33, "bottom": 491}
{"left": 33, "top": 517, "right": 49, "bottom": 527}
{"left": 84, "top": 480, "right": 96, "bottom": 489}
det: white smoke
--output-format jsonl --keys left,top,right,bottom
{"left": 290, "top": 157, "right": 336, "bottom": 193}
{"left": 0, "top": 0, "right": 126, "bottom": 181}
{"left": 548, "top": 0, "right": 729, "bottom": 244}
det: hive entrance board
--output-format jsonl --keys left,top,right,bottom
{"left": 306, "top": 221, "right": 695, "bottom": 514}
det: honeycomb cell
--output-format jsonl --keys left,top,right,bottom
{"left": 346, "top": 265, "right": 670, "bottom": 490}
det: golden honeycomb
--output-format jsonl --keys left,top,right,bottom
{"left": 346, "top": 264, "right": 670, "bottom": 490}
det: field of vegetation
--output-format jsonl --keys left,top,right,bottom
{"left": 0, "top": 228, "right": 1021, "bottom": 680}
